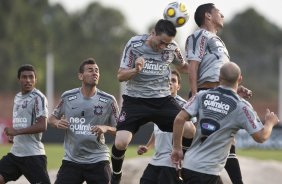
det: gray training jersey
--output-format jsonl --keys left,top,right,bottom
{"left": 11, "top": 88, "right": 48, "bottom": 156}
{"left": 120, "top": 34, "right": 186, "bottom": 98}
{"left": 52, "top": 88, "right": 119, "bottom": 164}
{"left": 182, "top": 86, "right": 264, "bottom": 175}
{"left": 185, "top": 29, "right": 230, "bottom": 86}
{"left": 150, "top": 95, "right": 186, "bottom": 167}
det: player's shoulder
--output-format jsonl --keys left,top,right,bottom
{"left": 175, "top": 95, "right": 187, "bottom": 106}
{"left": 128, "top": 34, "right": 148, "bottom": 48}
{"left": 61, "top": 88, "right": 80, "bottom": 99}
{"left": 239, "top": 98, "right": 254, "bottom": 110}
{"left": 166, "top": 40, "right": 180, "bottom": 51}
{"left": 96, "top": 89, "right": 117, "bottom": 103}
{"left": 190, "top": 29, "right": 212, "bottom": 39}
{"left": 30, "top": 88, "right": 46, "bottom": 99}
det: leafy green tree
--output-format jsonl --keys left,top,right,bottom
{"left": 220, "top": 8, "right": 282, "bottom": 100}
{"left": 47, "top": 2, "right": 135, "bottom": 96}
{"left": 0, "top": 0, "right": 49, "bottom": 90}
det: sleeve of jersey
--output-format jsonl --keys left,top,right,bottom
{"left": 109, "top": 97, "right": 120, "bottom": 127}
{"left": 182, "top": 95, "right": 199, "bottom": 117}
{"left": 240, "top": 105, "right": 264, "bottom": 135}
{"left": 52, "top": 97, "right": 64, "bottom": 119}
{"left": 34, "top": 95, "right": 48, "bottom": 118}
{"left": 120, "top": 39, "right": 136, "bottom": 69}
{"left": 171, "top": 41, "right": 185, "bottom": 65}
{"left": 185, "top": 31, "right": 208, "bottom": 62}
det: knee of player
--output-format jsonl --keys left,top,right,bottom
{"left": 114, "top": 130, "right": 132, "bottom": 150}
{"left": 114, "top": 141, "right": 128, "bottom": 150}
{"left": 183, "top": 121, "right": 196, "bottom": 139}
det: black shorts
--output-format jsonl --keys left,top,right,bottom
{"left": 188, "top": 87, "right": 211, "bottom": 98}
{"left": 182, "top": 168, "right": 223, "bottom": 184}
{"left": 0, "top": 153, "right": 50, "bottom": 184}
{"left": 55, "top": 160, "right": 111, "bottom": 184}
{"left": 140, "top": 164, "right": 183, "bottom": 184}
{"left": 117, "top": 95, "right": 182, "bottom": 134}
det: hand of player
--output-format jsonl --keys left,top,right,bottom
{"left": 237, "top": 85, "right": 252, "bottom": 99}
{"left": 137, "top": 145, "right": 148, "bottom": 155}
{"left": 135, "top": 57, "right": 145, "bottom": 73}
{"left": 264, "top": 108, "right": 279, "bottom": 126}
{"left": 56, "top": 115, "right": 69, "bottom": 129}
{"left": 91, "top": 125, "right": 107, "bottom": 136}
{"left": 4, "top": 127, "right": 18, "bottom": 136}
{"left": 171, "top": 148, "right": 183, "bottom": 166}
{"left": 8, "top": 136, "right": 14, "bottom": 143}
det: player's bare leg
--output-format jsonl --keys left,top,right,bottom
{"left": 111, "top": 130, "right": 133, "bottom": 184}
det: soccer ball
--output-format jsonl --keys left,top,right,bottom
{"left": 163, "top": 1, "right": 189, "bottom": 27}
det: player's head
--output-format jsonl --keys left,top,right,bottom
{"left": 170, "top": 70, "right": 181, "bottom": 97}
{"left": 219, "top": 62, "right": 242, "bottom": 87}
{"left": 149, "top": 19, "right": 177, "bottom": 52}
{"left": 195, "top": 3, "right": 224, "bottom": 29}
{"left": 17, "top": 64, "right": 37, "bottom": 94}
{"left": 154, "top": 19, "right": 177, "bottom": 37}
{"left": 78, "top": 58, "right": 100, "bottom": 86}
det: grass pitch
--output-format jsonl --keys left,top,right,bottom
{"left": 0, "top": 144, "right": 281, "bottom": 169}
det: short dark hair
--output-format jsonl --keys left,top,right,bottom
{"left": 194, "top": 3, "right": 215, "bottom": 27}
{"left": 79, "top": 58, "right": 96, "bottom": 73}
{"left": 17, "top": 64, "right": 36, "bottom": 79}
{"left": 171, "top": 70, "right": 181, "bottom": 84}
{"left": 155, "top": 19, "right": 177, "bottom": 37}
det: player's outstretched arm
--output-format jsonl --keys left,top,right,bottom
{"left": 251, "top": 109, "right": 279, "bottom": 143}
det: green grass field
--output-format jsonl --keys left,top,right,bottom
{"left": 0, "top": 144, "right": 155, "bottom": 169}
{"left": 0, "top": 144, "right": 281, "bottom": 170}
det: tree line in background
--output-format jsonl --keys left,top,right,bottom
{"left": 1, "top": 0, "right": 282, "bottom": 104}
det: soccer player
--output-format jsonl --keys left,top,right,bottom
{"left": 137, "top": 70, "right": 195, "bottom": 184}
{"left": 171, "top": 62, "right": 279, "bottom": 184}
{"left": 48, "top": 58, "right": 119, "bottom": 184}
{"left": 185, "top": 3, "right": 251, "bottom": 183}
{"left": 111, "top": 19, "right": 193, "bottom": 184}
{"left": 0, "top": 64, "right": 51, "bottom": 184}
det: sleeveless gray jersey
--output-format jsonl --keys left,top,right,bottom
{"left": 182, "top": 86, "right": 263, "bottom": 175}
{"left": 150, "top": 95, "right": 186, "bottom": 167}
{"left": 52, "top": 88, "right": 119, "bottom": 164}
{"left": 120, "top": 34, "right": 186, "bottom": 98}
{"left": 185, "top": 29, "right": 230, "bottom": 86}
{"left": 11, "top": 88, "right": 48, "bottom": 156}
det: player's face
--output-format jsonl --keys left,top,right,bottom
{"left": 80, "top": 64, "right": 100, "bottom": 86}
{"left": 19, "top": 71, "right": 36, "bottom": 94}
{"left": 210, "top": 7, "right": 224, "bottom": 29}
{"left": 151, "top": 32, "right": 173, "bottom": 52}
{"left": 169, "top": 73, "right": 180, "bottom": 96}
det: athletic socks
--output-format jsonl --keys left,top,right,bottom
{"left": 111, "top": 144, "right": 126, "bottom": 175}
{"left": 224, "top": 145, "right": 243, "bottom": 184}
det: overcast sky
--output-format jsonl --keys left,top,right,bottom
{"left": 49, "top": 0, "right": 282, "bottom": 46}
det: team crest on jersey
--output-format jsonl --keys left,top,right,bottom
{"left": 94, "top": 105, "right": 103, "bottom": 116}
{"left": 68, "top": 95, "right": 77, "bottom": 101}
{"left": 22, "top": 100, "right": 28, "bottom": 109}
{"left": 161, "top": 50, "right": 170, "bottom": 61}
{"left": 132, "top": 41, "right": 143, "bottom": 48}
{"left": 119, "top": 111, "right": 126, "bottom": 122}
{"left": 99, "top": 97, "right": 108, "bottom": 103}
